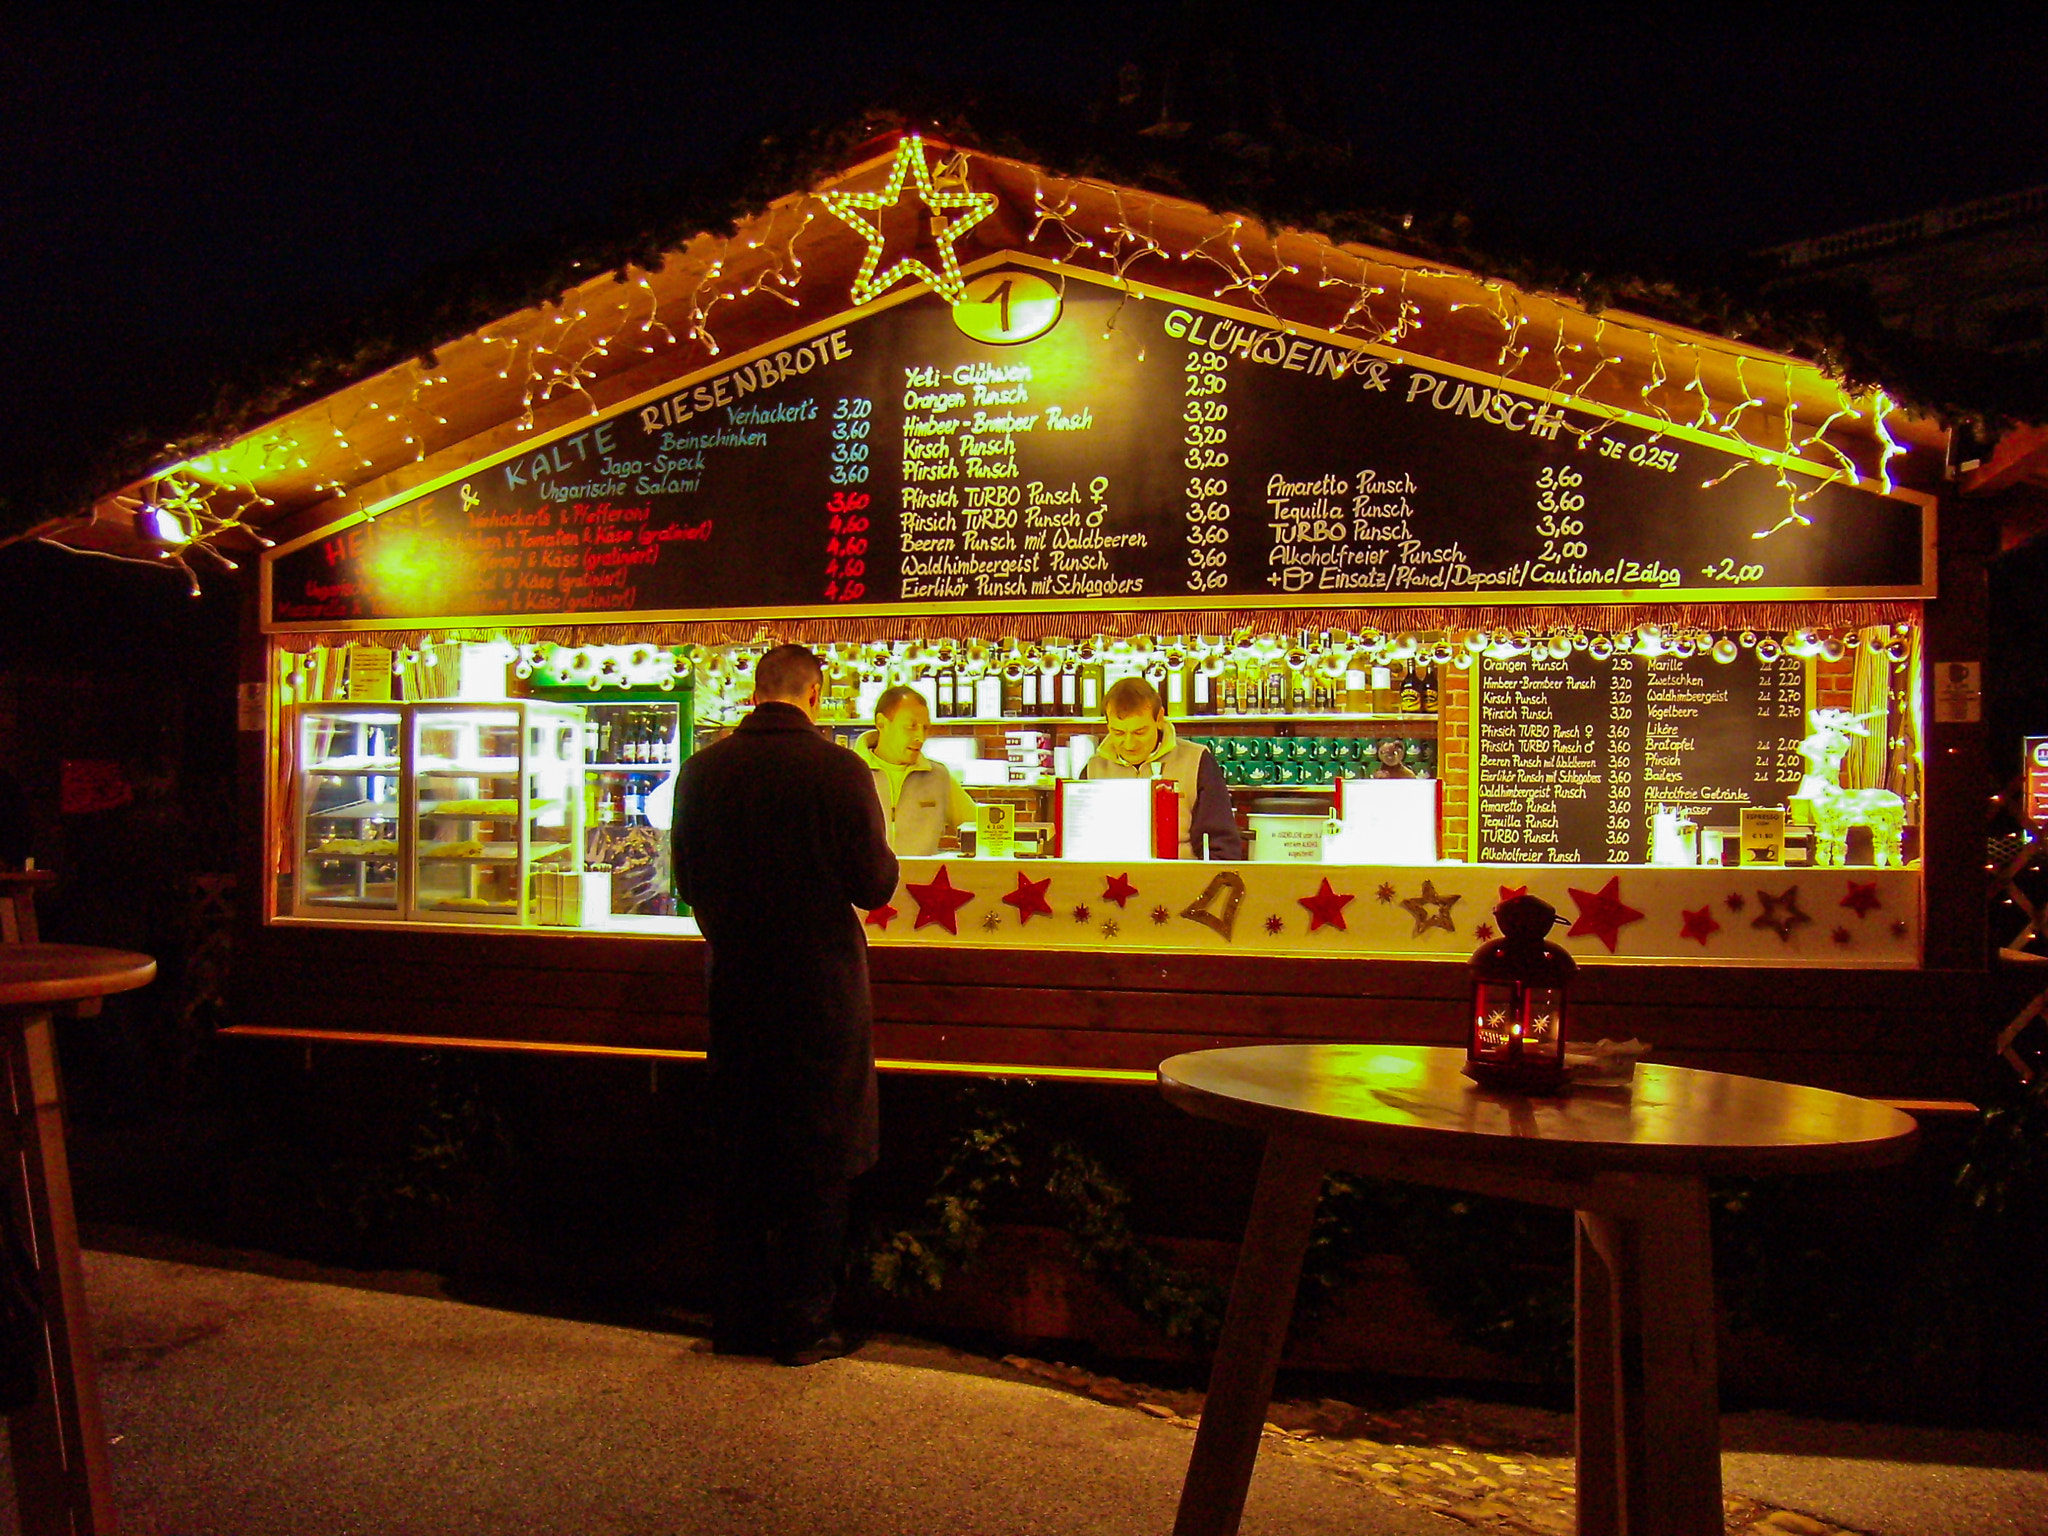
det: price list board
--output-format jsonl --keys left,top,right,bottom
{"left": 1472, "top": 648, "right": 1809, "bottom": 865}
{"left": 266, "top": 266, "right": 1931, "bottom": 630}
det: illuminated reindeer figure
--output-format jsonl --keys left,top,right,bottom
{"left": 1795, "top": 707, "right": 1905, "bottom": 867}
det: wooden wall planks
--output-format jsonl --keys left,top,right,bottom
{"left": 225, "top": 925, "right": 1999, "bottom": 1100}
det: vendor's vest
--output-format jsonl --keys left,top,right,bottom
{"left": 862, "top": 758, "right": 956, "bottom": 856}
{"left": 1081, "top": 740, "right": 1208, "bottom": 857}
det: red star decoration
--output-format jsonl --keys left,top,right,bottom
{"left": 1102, "top": 872, "right": 1139, "bottom": 907}
{"left": 864, "top": 904, "right": 899, "bottom": 931}
{"left": 1474, "top": 922, "right": 1495, "bottom": 943}
{"left": 1376, "top": 882, "right": 1397, "bottom": 903}
{"left": 1264, "top": 913, "right": 1285, "bottom": 935}
{"left": 1566, "top": 877, "right": 1647, "bottom": 954}
{"left": 1841, "top": 881, "right": 1883, "bottom": 919}
{"left": 1002, "top": 871, "right": 1055, "bottom": 924}
{"left": 1298, "top": 877, "right": 1356, "bottom": 932}
{"left": 1498, "top": 885, "right": 1529, "bottom": 903}
{"left": 905, "top": 866, "right": 975, "bottom": 934}
{"left": 1831, "top": 926, "right": 1853, "bottom": 945}
{"left": 1680, "top": 905, "right": 1721, "bottom": 945}
{"left": 1724, "top": 891, "right": 1746, "bottom": 913}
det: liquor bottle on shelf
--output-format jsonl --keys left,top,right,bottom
{"left": 1399, "top": 663, "right": 1422, "bottom": 713}
{"left": 1079, "top": 647, "right": 1104, "bottom": 715}
{"left": 1191, "top": 663, "right": 1215, "bottom": 716}
{"left": 1021, "top": 663, "right": 1041, "bottom": 716}
{"left": 1261, "top": 655, "right": 1286, "bottom": 713}
{"left": 1371, "top": 664, "right": 1394, "bottom": 715}
{"left": 1421, "top": 663, "right": 1439, "bottom": 714}
{"left": 1164, "top": 651, "right": 1188, "bottom": 717}
{"left": 976, "top": 670, "right": 1003, "bottom": 719}
{"left": 1060, "top": 658, "right": 1080, "bottom": 718}
{"left": 934, "top": 660, "right": 957, "bottom": 719}
{"left": 1001, "top": 665, "right": 1024, "bottom": 718}
{"left": 583, "top": 719, "right": 601, "bottom": 764}
{"left": 953, "top": 667, "right": 975, "bottom": 721}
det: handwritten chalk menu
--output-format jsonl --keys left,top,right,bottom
{"left": 1472, "top": 649, "right": 1808, "bottom": 865}
{"left": 266, "top": 270, "right": 1930, "bottom": 628}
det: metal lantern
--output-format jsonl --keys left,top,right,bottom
{"left": 1467, "top": 894, "right": 1576, "bottom": 1091}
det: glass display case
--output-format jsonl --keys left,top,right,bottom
{"left": 409, "top": 702, "right": 585, "bottom": 925}
{"left": 292, "top": 705, "right": 405, "bottom": 918}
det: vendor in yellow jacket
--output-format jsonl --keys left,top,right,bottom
{"left": 1081, "top": 676, "right": 1245, "bottom": 859}
{"left": 855, "top": 685, "right": 978, "bottom": 856}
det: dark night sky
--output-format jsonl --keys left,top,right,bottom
{"left": 6, "top": 5, "right": 2048, "bottom": 525}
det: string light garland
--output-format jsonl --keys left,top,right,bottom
{"left": 59, "top": 134, "right": 1925, "bottom": 597}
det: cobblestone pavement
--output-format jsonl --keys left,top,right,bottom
{"left": 1000, "top": 1356, "right": 1868, "bottom": 1535}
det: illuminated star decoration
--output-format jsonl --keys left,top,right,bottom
{"left": 1103, "top": 872, "right": 1139, "bottom": 907}
{"left": 1566, "top": 877, "right": 1646, "bottom": 954}
{"left": 1400, "top": 881, "right": 1462, "bottom": 938}
{"left": 820, "top": 135, "right": 996, "bottom": 306}
{"left": 1002, "top": 871, "right": 1056, "bottom": 924}
{"left": 1841, "top": 881, "right": 1883, "bottom": 919}
{"left": 1752, "top": 886, "right": 1813, "bottom": 943}
{"left": 905, "top": 866, "right": 976, "bottom": 934}
{"left": 1264, "top": 914, "right": 1285, "bottom": 935}
{"left": 864, "top": 903, "right": 899, "bottom": 931}
{"left": 1071, "top": 904, "right": 1092, "bottom": 924}
{"left": 1298, "top": 878, "right": 1356, "bottom": 933}
{"left": 1376, "top": 882, "right": 1397, "bottom": 903}
{"left": 1679, "top": 905, "right": 1721, "bottom": 945}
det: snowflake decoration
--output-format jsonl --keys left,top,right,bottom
{"left": 1376, "top": 882, "right": 1397, "bottom": 903}
{"left": 1100, "top": 918, "right": 1120, "bottom": 939}
{"left": 980, "top": 911, "right": 1003, "bottom": 933}
{"left": 1264, "top": 913, "right": 1285, "bottom": 935}
{"left": 1151, "top": 904, "right": 1171, "bottom": 925}
{"left": 1072, "top": 903, "right": 1092, "bottom": 924}
{"left": 1724, "top": 892, "right": 1746, "bottom": 913}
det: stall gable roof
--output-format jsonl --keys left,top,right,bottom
{"left": 43, "top": 128, "right": 1948, "bottom": 581}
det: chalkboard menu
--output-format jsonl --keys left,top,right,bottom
{"left": 266, "top": 268, "right": 1930, "bottom": 629}
{"left": 1472, "top": 648, "right": 1808, "bottom": 865}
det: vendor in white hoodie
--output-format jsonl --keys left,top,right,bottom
{"left": 1081, "top": 676, "right": 1245, "bottom": 859}
{"left": 855, "top": 685, "right": 978, "bottom": 856}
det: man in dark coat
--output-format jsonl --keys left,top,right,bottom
{"left": 673, "top": 644, "right": 899, "bottom": 1365}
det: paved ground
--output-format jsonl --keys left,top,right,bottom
{"left": 3, "top": 1249, "right": 2044, "bottom": 1535}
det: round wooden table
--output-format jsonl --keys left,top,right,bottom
{"left": 0, "top": 944, "right": 155, "bottom": 1536}
{"left": 1157, "top": 1044, "right": 1920, "bottom": 1536}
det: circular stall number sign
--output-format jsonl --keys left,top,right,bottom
{"left": 953, "top": 270, "right": 1062, "bottom": 345}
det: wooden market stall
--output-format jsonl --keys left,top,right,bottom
{"left": 51, "top": 129, "right": 2001, "bottom": 1102}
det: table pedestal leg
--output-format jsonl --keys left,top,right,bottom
{"left": 1173, "top": 1134, "right": 1324, "bottom": 1536}
{"left": 3, "top": 1007, "right": 118, "bottom": 1535}
{"left": 1576, "top": 1176, "right": 1720, "bottom": 1536}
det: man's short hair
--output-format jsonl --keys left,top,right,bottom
{"left": 753, "top": 643, "right": 824, "bottom": 702}
{"left": 1104, "top": 675, "right": 1163, "bottom": 717}
{"left": 875, "top": 684, "right": 927, "bottom": 722}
